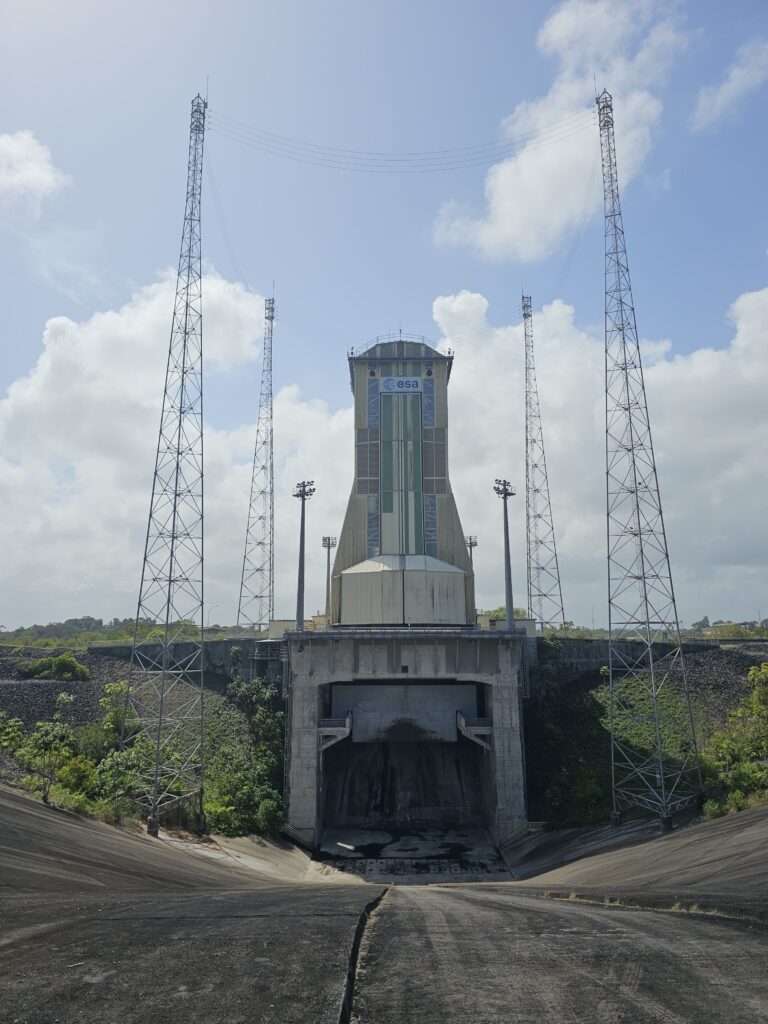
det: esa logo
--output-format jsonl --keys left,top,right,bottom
{"left": 380, "top": 377, "right": 422, "bottom": 393}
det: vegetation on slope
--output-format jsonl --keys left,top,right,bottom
{"left": 525, "top": 647, "right": 768, "bottom": 825}
{"left": 0, "top": 648, "right": 285, "bottom": 837}
{"left": 202, "top": 661, "right": 284, "bottom": 836}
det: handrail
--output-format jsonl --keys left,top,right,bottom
{"left": 497, "top": 820, "right": 547, "bottom": 849}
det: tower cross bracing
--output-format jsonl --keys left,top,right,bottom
{"left": 127, "top": 94, "right": 207, "bottom": 834}
{"left": 598, "top": 89, "right": 700, "bottom": 821}
{"left": 238, "top": 297, "right": 275, "bottom": 632}
{"left": 523, "top": 294, "right": 565, "bottom": 630}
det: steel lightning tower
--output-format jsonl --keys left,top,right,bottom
{"left": 127, "top": 94, "right": 207, "bottom": 836}
{"left": 523, "top": 295, "right": 565, "bottom": 630}
{"left": 238, "top": 297, "right": 275, "bottom": 632}
{"left": 598, "top": 89, "right": 700, "bottom": 824}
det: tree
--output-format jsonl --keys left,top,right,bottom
{"left": 202, "top": 672, "right": 285, "bottom": 836}
{"left": 484, "top": 606, "right": 531, "bottom": 622}
{"left": 17, "top": 693, "right": 77, "bottom": 802}
{"left": 0, "top": 712, "right": 25, "bottom": 754}
{"left": 691, "top": 616, "right": 710, "bottom": 631}
{"left": 702, "top": 661, "right": 768, "bottom": 815}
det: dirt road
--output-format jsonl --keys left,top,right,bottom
{"left": 352, "top": 884, "right": 768, "bottom": 1023}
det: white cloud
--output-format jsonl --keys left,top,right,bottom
{"left": 1, "top": 273, "right": 766, "bottom": 630}
{"left": 0, "top": 271, "right": 267, "bottom": 628}
{"left": 433, "top": 287, "right": 768, "bottom": 625}
{"left": 435, "top": 0, "right": 687, "bottom": 261}
{"left": 691, "top": 37, "right": 768, "bottom": 132}
{"left": 0, "top": 130, "right": 70, "bottom": 219}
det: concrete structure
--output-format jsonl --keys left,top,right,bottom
{"left": 331, "top": 337, "right": 474, "bottom": 626}
{"left": 283, "top": 336, "right": 529, "bottom": 848}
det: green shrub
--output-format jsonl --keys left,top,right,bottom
{"left": 697, "top": 661, "right": 768, "bottom": 816}
{"left": 16, "top": 695, "right": 78, "bottom": 803}
{"left": 93, "top": 741, "right": 152, "bottom": 800}
{"left": 0, "top": 712, "right": 25, "bottom": 753}
{"left": 702, "top": 799, "right": 724, "bottom": 819}
{"left": 57, "top": 754, "right": 98, "bottom": 797}
{"left": 202, "top": 673, "right": 284, "bottom": 837}
{"left": 74, "top": 722, "right": 113, "bottom": 762}
{"left": 49, "top": 785, "right": 91, "bottom": 814}
{"left": 256, "top": 796, "right": 282, "bottom": 835}
{"left": 17, "top": 651, "right": 90, "bottom": 681}
{"left": 524, "top": 677, "right": 612, "bottom": 825}
{"left": 91, "top": 796, "right": 135, "bottom": 826}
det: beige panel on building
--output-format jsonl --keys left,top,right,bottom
{"left": 340, "top": 555, "right": 466, "bottom": 626}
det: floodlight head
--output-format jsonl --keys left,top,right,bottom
{"left": 293, "top": 480, "right": 316, "bottom": 500}
{"left": 322, "top": 536, "right": 337, "bottom": 549}
{"left": 494, "top": 479, "right": 516, "bottom": 499}
{"left": 466, "top": 535, "right": 478, "bottom": 548}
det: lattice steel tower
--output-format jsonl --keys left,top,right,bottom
{"left": 598, "top": 89, "right": 700, "bottom": 824}
{"left": 523, "top": 294, "right": 565, "bottom": 630}
{"left": 237, "top": 297, "right": 275, "bottom": 632}
{"left": 127, "top": 94, "right": 207, "bottom": 836}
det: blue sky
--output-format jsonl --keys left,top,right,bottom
{"left": 1, "top": 0, "right": 767, "bottom": 628}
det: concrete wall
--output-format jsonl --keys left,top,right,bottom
{"left": 284, "top": 630, "right": 527, "bottom": 846}
{"left": 331, "top": 682, "right": 478, "bottom": 742}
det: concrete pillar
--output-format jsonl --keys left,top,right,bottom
{"left": 491, "top": 641, "right": 527, "bottom": 839}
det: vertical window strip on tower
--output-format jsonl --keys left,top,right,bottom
{"left": 367, "top": 376, "right": 379, "bottom": 426}
{"left": 367, "top": 494, "right": 380, "bottom": 558}
{"left": 424, "top": 494, "right": 438, "bottom": 557}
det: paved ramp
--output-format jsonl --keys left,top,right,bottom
{"left": 351, "top": 885, "right": 768, "bottom": 1023}
{"left": 0, "top": 789, "right": 381, "bottom": 1023}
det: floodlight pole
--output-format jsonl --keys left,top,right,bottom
{"left": 294, "top": 481, "right": 315, "bottom": 632}
{"left": 466, "top": 535, "right": 478, "bottom": 572}
{"left": 322, "top": 536, "right": 337, "bottom": 621}
{"left": 494, "top": 480, "right": 516, "bottom": 630}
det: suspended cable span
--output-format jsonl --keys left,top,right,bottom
{"left": 209, "top": 107, "right": 595, "bottom": 161}
{"left": 208, "top": 114, "right": 596, "bottom": 174}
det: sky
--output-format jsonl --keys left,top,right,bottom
{"left": 1, "top": 0, "right": 767, "bottom": 630}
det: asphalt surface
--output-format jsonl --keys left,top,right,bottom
{"left": 2, "top": 788, "right": 767, "bottom": 1023}
{"left": 0, "top": 789, "right": 380, "bottom": 1024}
{"left": 507, "top": 804, "right": 768, "bottom": 922}
{"left": 353, "top": 885, "right": 768, "bottom": 1023}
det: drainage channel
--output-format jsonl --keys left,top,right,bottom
{"left": 338, "top": 885, "right": 391, "bottom": 1024}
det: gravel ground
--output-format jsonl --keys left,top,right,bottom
{"left": 682, "top": 644, "right": 768, "bottom": 727}
{"left": 0, "top": 646, "right": 132, "bottom": 727}
{"left": 0, "top": 646, "right": 224, "bottom": 729}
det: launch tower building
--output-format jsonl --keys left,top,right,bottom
{"left": 283, "top": 337, "right": 528, "bottom": 847}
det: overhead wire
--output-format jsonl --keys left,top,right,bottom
{"left": 206, "top": 153, "right": 361, "bottom": 350}
{"left": 209, "top": 106, "right": 594, "bottom": 159}
{"left": 548, "top": 137, "right": 601, "bottom": 299}
{"left": 207, "top": 107, "right": 596, "bottom": 174}
{"left": 204, "top": 104, "right": 602, "bottom": 349}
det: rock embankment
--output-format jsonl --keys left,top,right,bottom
{"left": 0, "top": 647, "right": 131, "bottom": 727}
